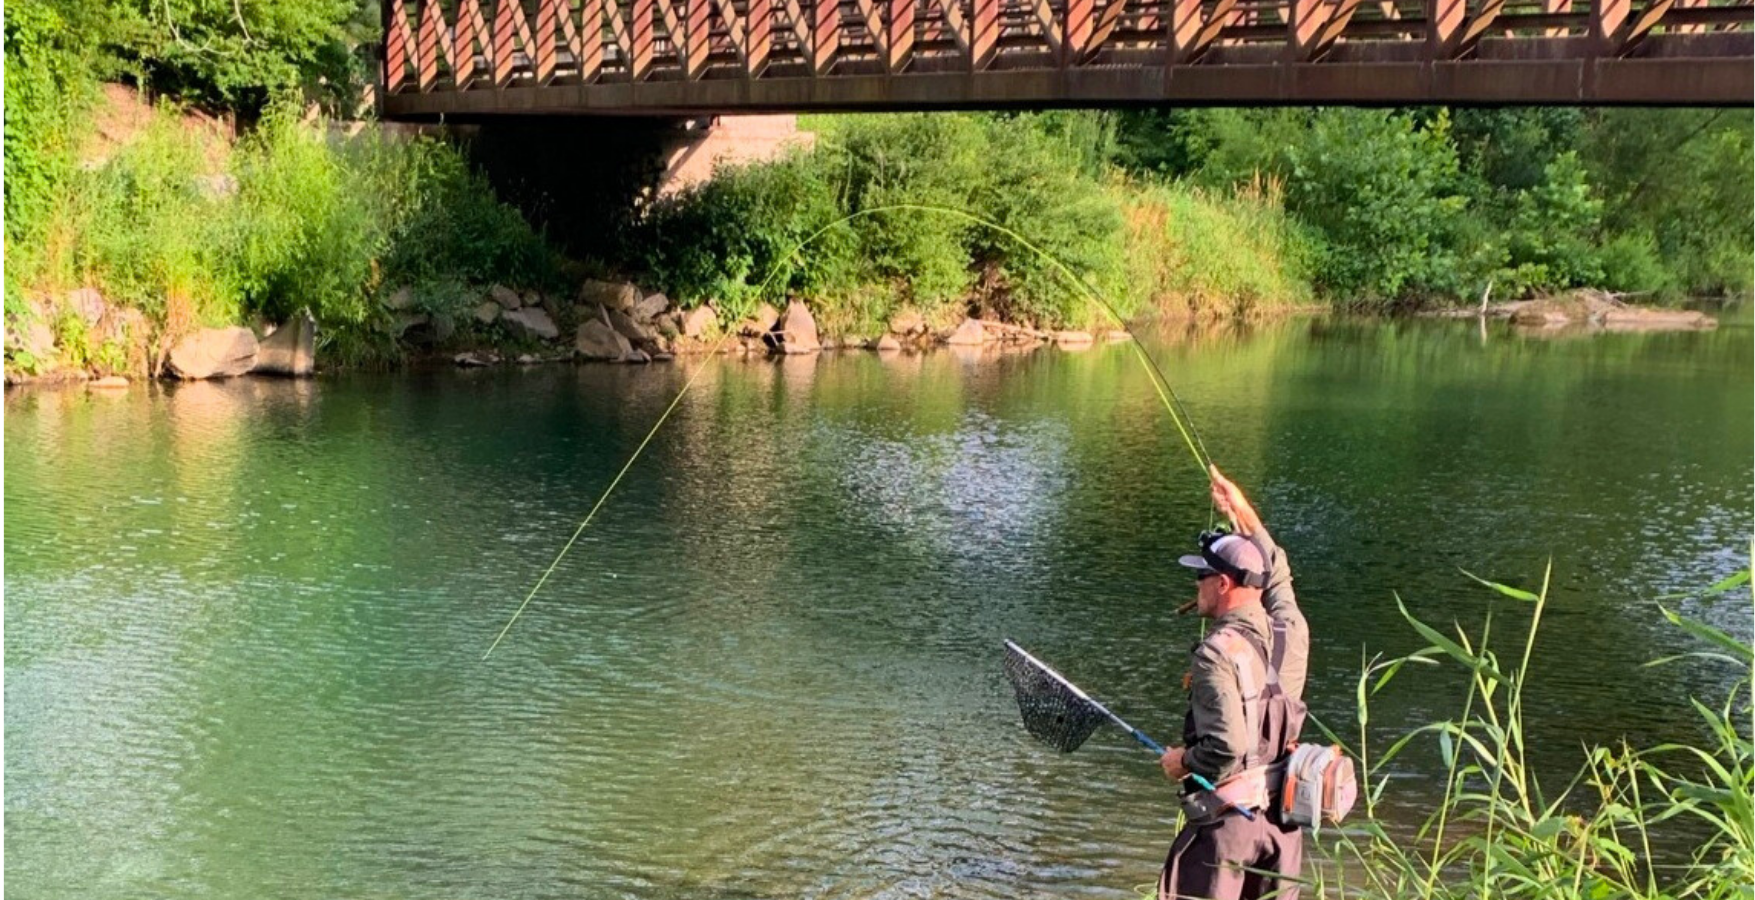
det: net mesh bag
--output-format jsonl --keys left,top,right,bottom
{"left": 1004, "top": 641, "right": 1110, "bottom": 752}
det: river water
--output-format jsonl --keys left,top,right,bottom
{"left": 7, "top": 314, "right": 1751, "bottom": 900}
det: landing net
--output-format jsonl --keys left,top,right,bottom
{"left": 1003, "top": 641, "right": 1110, "bottom": 752}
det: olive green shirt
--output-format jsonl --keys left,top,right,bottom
{"left": 1184, "top": 604, "right": 1272, "bottom": 783}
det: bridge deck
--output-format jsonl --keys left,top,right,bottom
{"left": 380, "top": 0, "right": 1753, "bottom": 116}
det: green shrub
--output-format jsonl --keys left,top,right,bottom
{"left": 634, "top": 149, "right": 853, "bottom": 322}
{"left": 231, "top": 107, "right": 383, "bottom": 327}
{"left": 1496, "top": 152, "right": 1606, "bottom": 293}
{"left": 1282, "top": 110, "right": 1471, "bottom": 306}
{"left": 835, "top": 114, "right": 985, "bottom": 306}
{"left": 1585, "top": 109, "right": 1754, "bottom": 297}
{"left": 621, "top": 112, "right": 1313, "bottom": 330}
{"left": 1115, "top": 106, "right": 1753, "bottom": 306}
{"left": 374, "top": 135, "right": 564, "bottom": 312}
{"left": 6, "top": 96, "right": 565, "bottom": 372}
{"left": 1598, "top": 231, "right": 1679, "bottom": 297}
{"left": 966, "top": 116, "right": 1128, "bottom": 327}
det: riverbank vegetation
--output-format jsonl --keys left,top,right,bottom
{"left": 1115, "top": 108, "right": 1754, "bottom": 307}
{"left": 6, "top": 0, "right": 1750, "bottom": 379}
{"left": 626, "top": 113, "right": 1313, "bottom": 334}
{"left": 4, "top": 1, "right": 562, "bottom": 376}
{"left": 637, "top": 108, "right": 1751, "bottom": 322}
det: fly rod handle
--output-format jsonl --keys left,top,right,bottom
{"left": 1186, "top": 772, "right": 1258, "bottom": 822}
{"left": 1129, "top": 728, "right": 1259, "bottom": 823}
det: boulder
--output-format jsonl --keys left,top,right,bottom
{"left": 516, "top": 354, "right": 540, "bottom": 365}
{"left": 254, "top": 309, "right": 317, "bottom": 377}
{"left": 1601, "top": 308, "right": 1715, "bottom": 331}
{"left": 9, "top": 318, "right": 57, "bottom": 362}
{"left": 576, "top": 319, "right": 633, "bottom": 360}
{"left": 490, "top": 284, "right": 523, "bottom": 310}
{"left": 623, "top": 348, "right": 652, "bottom": 364}
{"left": 521, "top": 290, "right": 543, "bottom": 310}
{"left": 454, "top": 351, "right": 498, "bottom": 367}
{"left": 579, "top": 280, "right": 641, "bottom": 313}
{"left": 1511, "top": 308, "right": 1570, "bottom": 328}
{"left": 681, "top": 305, "right": 718, "bottom": 339}
{"left": 1104, "top": 330, "right": 1132, "bottom": 343}
{"left": 66, "top": 288, "right": 107, "bottom": 328}
{"left": 945, "top": 318, "right": 986, "bottom": 346}
{"left": 633, "top": 292, "right": 671, "bottom": 321}
{"left": 501, "top": 307, "right": 559, "bottom": 341}
{"left": 407, "top": 313, "right": 455, "bottom": 345}
{"left": 385, "top": 286, "right": 417, "bottom": 311}
{"left": 89, "top": 375, "right": 130, "bottom": 389}
{"left": 771, "top": 300, "right": 821, "bottom": 354}
{"left": 1055, "top": 330, "right": 1095, "bottom": 347}
{"left": 474, "top": 301, "right": 502, "bottom": 324}
{"left": 739, "top": 302, "right": 780, "bottom": 336}
{"left": 169, "top": 326, "right": 259, "bottom": 379}
{"left": 888, "top": 309, "right": 926, "bottom": 335}
{"left": 875, "top": 334, "right": 902, "bottom": 352}
{"left": 605, "top": 305, "right": 656, "bottom": 344}
{"left": 106, "top": 308, "right": 148, "bottom": 347}
{"left": 389, "top": 312, "right": 429, "bottom": 340}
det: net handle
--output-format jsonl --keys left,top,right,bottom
{"left": 1003, "top": 639, "right": 1257, "bottom": 822}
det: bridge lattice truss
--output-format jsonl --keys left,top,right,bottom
{"left": 380, "top": 0, "right": 1753, "bottom": 113}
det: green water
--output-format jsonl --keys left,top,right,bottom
{"left": 7, "top": 315, "right": 1751, "bottom": 899}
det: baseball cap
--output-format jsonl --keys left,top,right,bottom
{"left": 1177, "top": 533, "right": 1267, "bottom": 587}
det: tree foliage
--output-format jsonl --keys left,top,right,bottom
{"left": 1112, "top": 106, "right": 1754, "bottom": 307}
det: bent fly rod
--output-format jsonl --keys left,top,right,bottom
{"left": 483, "top": 204, "right": 1218, "bottom": 660}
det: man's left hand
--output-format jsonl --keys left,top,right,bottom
{"left": 1160, "top": 746, "right": 1190, "bottom": 781}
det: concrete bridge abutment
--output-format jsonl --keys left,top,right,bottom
{"left": 460, "top": 115, "right": 813, "bottom": 259}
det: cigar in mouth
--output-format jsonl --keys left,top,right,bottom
{"left": 1176, "top": 599, "right": 1198, "bottom": 615}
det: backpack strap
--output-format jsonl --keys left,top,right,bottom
{"left": 1209, "top": 627, "right": 1272, "bottom": 770}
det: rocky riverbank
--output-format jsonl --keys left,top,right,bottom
{"left": 1424, "top": 290, "right": 1719, "bottom": 332}
{"left": 14, "top": 277, "right": 1721, "bottom": 390}
{"left": 4, "top": 276, "right": 1146, "bottom": 388}
{"left": 454, "top": 278, "right": 1137, "bottom": 368}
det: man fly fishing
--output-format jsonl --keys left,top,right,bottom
{"left": 1156, "top": 465, "right": 1310, "bottom": 900}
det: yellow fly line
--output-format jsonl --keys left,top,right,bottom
{"left": 483, "top": 203, "right": 1216, "bottom": 660}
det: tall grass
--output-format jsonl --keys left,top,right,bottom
{"left": 1117, "top": 176, "right": 1313, "bottom": 319}
{"left": 1298, "top": 566, "right": 1752, "bottom": 900}
{"left": 5, "top": 97, "right": 563, "bottom": 374}
{"left": 627, "top": 113, "right": 1313, "bottom": 333}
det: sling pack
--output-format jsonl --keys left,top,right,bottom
{"left": 1279, "top": 742, "right": 1357, "bottom": 829}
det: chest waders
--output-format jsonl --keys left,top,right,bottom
{"left": 1179, "top": 623, "right": 1308, "bottom": 823}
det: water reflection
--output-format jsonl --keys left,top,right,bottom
{"left": 7, "top": 316, "right": 1750, "bottom": 900}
